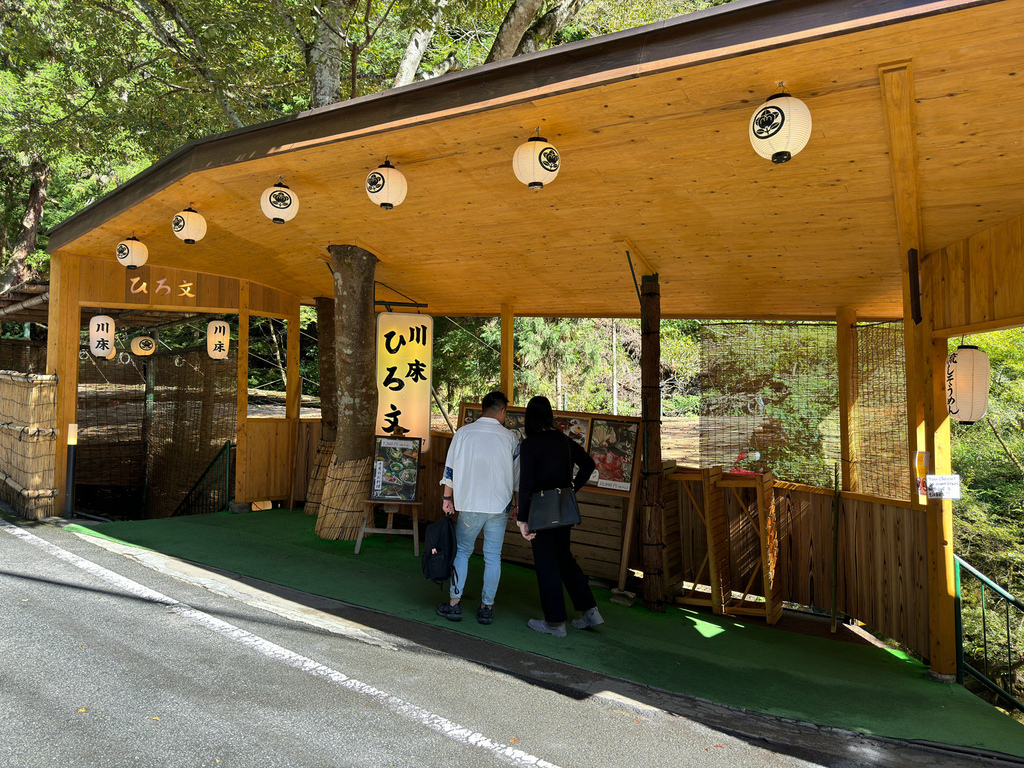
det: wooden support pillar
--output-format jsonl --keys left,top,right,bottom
{"left": 234, "top": 281, "right": 250, "bottom": 501}
{"left": 879, "top": 61, "right": 926, "bottom": 504}
{"left": 920, "top": 250, "right": 957, "bottom": 676}
{"left": 500, "top": 303, "right": 514, "bottom": 403}
{"left": 46, "top": 251, "right": 81, "bottom": 514}
{"left": 285, "top": 302, "right": 301, "bottom": 508}
{"left": 639, "top": 274, "right": 665, "bottom": 612}
{"left": 836, "top": 306, "right": 858, "bottom": 492}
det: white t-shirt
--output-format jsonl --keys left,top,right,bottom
{"left": 441, "top": 416, "right": 520, "bottom": 514}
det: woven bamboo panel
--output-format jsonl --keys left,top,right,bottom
{"left": 0, "top": 371, "right": 58, "bottom": 519}
{"left": 315, "top": 455, "right": 372, "bottom": 541}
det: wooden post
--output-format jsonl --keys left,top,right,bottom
{"left": 879, "top": 61, "right": 926, "bottom": 507}
{"left": 46, "top": 251, "right": 81, "bottom": 514}
{"left": 836, "top": 306, "right": 858, "bottom": 492}
{"left": 919, "top": 248, "right": 957, "bottom": 676}
{"left": 235, "top": 281, "right": 250, "bottom": 501}
{"left": 639, "top": 274, "right": 665, "bottom": 612}
{"left": 500, "top": 303, "right": 514, "bottom": 403}
{"left": 285, "top": 302, "right": 301, "bottom": 508}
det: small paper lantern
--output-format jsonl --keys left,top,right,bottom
{"left": 749, "top": 91, "right": 812, "bottom": 164}
{"left": 207, "top": 320, "right": 231, "bottom": 359}
{"left": 89, "top": 315, "right": 115, "bottom": 358}
{"left": 172, "top": 207, "right": 207, "bottom": 244}
{"left": 130, "top": 336, "right": 157, "bottom": 356}
{"left": 365, "top": 160, "right": 407, "bottom": 210}
{"left": 513, "top": 136, "right": 560, "bottom": 189}
{"left": 115, "top": 237, "right": 148, "bottom": 269}
{"left": 946, "top": 345, "right": 990, "bottom": 425}
{"left": 260, "top": 182, "right": 299, "bottom": 223}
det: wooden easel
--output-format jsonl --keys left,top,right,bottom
{"left": 354, "top": 499, "right": 421, "bottom": 556}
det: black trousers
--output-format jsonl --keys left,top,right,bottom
{"left": 530, "top": 525, "right": 597, "bottom": 623}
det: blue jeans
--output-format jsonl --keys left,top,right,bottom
{"left": 450, "top": 509, "right": 509, "bottom": 606}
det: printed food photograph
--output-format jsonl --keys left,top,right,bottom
{"left": 587, "top": 419, "right": 638, "bottom": 490}
{"left": 372, "top": 437, "right": 420, "bottom": 501}
{"left": 554, "top": 417, "right": 590, "bottom": 448}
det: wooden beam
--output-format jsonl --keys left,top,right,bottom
{"left": 836, "top": 306, "right": 858, "bottom": 492}
{"left": 878, "top": 60, "right": 925, "bottom": 507}
{"left": 639, "top": 274, "right": 665, "bottom": 611}
{"left": 614, "top": 237, "right": 655, "bottom": 278}
{"left": 46, "top": 252, "right": 81, "bottom": 514}
{"left": 500, "top": 303, "right": 514, "bottom": 403}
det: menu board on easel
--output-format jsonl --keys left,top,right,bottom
{"left": 370, "top": 435, "right": 421, "bottom": 502}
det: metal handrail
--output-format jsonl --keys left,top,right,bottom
{"left": 172, "top": 441, "right": 232, "bottom": 517}
{"left": 955, "top": 554, "right": 1024, "bottom": 713}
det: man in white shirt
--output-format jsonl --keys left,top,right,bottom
{"left": 437, "top": 391, "right": 520, "bottom": 625}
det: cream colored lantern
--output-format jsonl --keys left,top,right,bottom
{"left": 946, "top": 345, "right": 990, "bottom": 425}
{"left": 749, "top": 90, "right": 812, "bottom": 164}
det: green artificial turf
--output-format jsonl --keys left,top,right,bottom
{"left": 68, "top": 509, "right": 1024, "bottom": 757}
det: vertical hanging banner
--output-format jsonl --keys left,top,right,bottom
{"left": 207, "top": 320, "right": 231, "bottom": 359}
{"left": 89, "top": 315, "right": 115, "bottom": 357}
{"left": 375, "top": 313, "right": 433, "bottom": 451}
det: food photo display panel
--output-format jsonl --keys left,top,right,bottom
{"left": 370, "top": 436, "right": 422, "bottom": 502}
{"left": 587, "top": 418, "right": 639, "bottom": 491}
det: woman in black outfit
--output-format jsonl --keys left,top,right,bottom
{"left": 517, "top": 396, "right": 604, "bottom": 637}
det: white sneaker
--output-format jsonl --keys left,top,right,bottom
{"left": 571, "top": 607, "right": 604, "bottom": 630}
{"left": 527, "top": 618, "right": 567, "bottom": 637}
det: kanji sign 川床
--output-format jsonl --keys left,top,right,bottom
{"left": 375, "top": 313, "right": 433, "bottom": 450}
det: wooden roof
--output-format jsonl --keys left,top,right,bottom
{"left": 47, "top": 0, "right": 1021, "bottom": 320}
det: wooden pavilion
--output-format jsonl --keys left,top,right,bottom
{"left": 41, "top": 0, "right": 1024, "bottom": 678}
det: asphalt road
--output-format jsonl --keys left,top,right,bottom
{"left": 0, "top": 515, "right": 1009, "bottom": 768}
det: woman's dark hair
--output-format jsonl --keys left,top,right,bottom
{"left": 524, "top": 396, "right": 554, "bottom": 437}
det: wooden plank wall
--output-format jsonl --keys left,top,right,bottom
{"left": 291, "top": 419, "right": 322, "bottom": 503}
{"left": 774, "top": 481, "right": 929, "bottom": 658}
{"left": 243, "top": 418, "right": 294, "bottom": 501}
{"left": 926, "top": 213, "right": 1024, "bottom": 334}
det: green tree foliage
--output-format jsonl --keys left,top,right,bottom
{"left": 951, "top": 330, "right": 1024, "bottom": 708}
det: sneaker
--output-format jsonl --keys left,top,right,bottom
{"left": 477, "top": 605, "right": 493, "bottom": 625}
{"left": 527, "top": 618, "right": 567, "bottom": 637}
{"left": 436, "top": 601, "right": 462, "bottom": 622}
{"left": 571, "top": 607, "right": 604, "bottom": 630}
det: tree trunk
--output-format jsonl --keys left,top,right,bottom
{"left": 485, "top": 0, "right": 545, "bottom": 63}
{"left": 639, "top": 274, "right": 665, "bottom": 612}
{"left": 393, "top": 27, "right": 435, "bottom": 87}
{"left": 514, "top": 0, "right": 588, "bottom": 56}
{"left": 309, "top": 1, "right": 346, "bottom": 108}
{"left": 1, "top": 159, "right": 50, "bottom": 295}
{"left": 314, "top": 244, "right": 378, "bottom": 540}
{"left": 304, "top": 297, "right": 337, "bottom": 517}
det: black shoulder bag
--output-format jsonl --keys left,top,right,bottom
{"left": 527, "top": 434, "right": 582, "bottom": 531}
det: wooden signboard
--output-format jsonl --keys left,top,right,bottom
{"left": 370, "top": 435, "right": 422, "bottom": 502}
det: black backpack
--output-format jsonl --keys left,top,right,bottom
{"left": 422, "top": 515, "right": 457, "bottom": 586}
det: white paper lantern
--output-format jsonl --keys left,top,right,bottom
{"left": 207, "top": 320, "right": 231, "bottom": 360}
{"left": 89, "top": 315, "right": 115, "bottom": 358}
{"left": 513, "top": 136, "right": 560, "bottom": 189}
{"left": 115, "top": 237, "right": 148, "bottom": 269}
{"left": 130, "top": 336, "right": 157, "bottom": 356}
{"left": 749, "top": 92, "right": 812, "bottom": 164}
{"left": 260, "top": 182, "right": 299, "bottom": 223}
{"left": 172, "top": 207, "right": 207, "bottom": 244}
{"left": 946, "top": 345, "right": 990, "bottom": 425}
{"left": 366, "top": 160, "right": 407, "bottom": 210}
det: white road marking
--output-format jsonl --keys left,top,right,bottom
{"left": 1, "top": 519, "right": 560, "bottom": 768}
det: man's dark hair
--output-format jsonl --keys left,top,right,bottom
{"left": 524, "top": 396, "right": 554, "bottom": 437}
{"left": 481, "top": 390, "right": 509, "bottom": 414}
